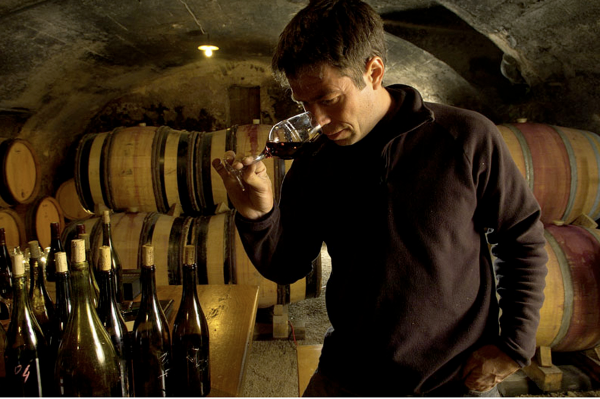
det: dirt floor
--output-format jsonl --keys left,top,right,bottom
{"left": 240, "top": 245, "right": 600, "bottom": 397}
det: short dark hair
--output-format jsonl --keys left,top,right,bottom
{"left": 272, "top": 0, "right": 387, "bottom": 89}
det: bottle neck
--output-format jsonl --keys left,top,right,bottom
{"left": 11, "top": 274, "right": 29, "bottom": 320}
{"left": 97, "top": 269, "right": 119, "bottom": 315}
{"left": 30, "top": 260, "right": 45, "bottom": 291}
{"left": 0, "top": 243, "right": 11, "bottom": 274}
{"left": 70, "top": 261, "right": 96, "bottom": 310}
{"left": 55, "top": 271, "right": 71, "bottom": 306}
{"left": 50, "top": 236, "right": 64, "bottom": 251}
{"left": 0, "top": 231, "right": 9, "bottom": 260}
{"left": 103, "top": 223, "right": 112, "bottom": 247}
{"left": 54, "top": 271, "right": 72, "bottom": 329}
{"left": 141, "top": 265, "right": 159, "bottom": 305}
{"left": 182, "top": 264, "right": 198, "bottom": 303}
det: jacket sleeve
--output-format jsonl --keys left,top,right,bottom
{"left": 234, "top": 163, "right": 324, "bottom": 285}
{"left": 474, "top": 118, "right": 548, "bottom": 367}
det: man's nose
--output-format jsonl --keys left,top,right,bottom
{"left": 305, "top": 105, "right": 331, "bottom": 127}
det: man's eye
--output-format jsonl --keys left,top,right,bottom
{"left": 321, "top": 97, "right": 338, "bottom": 106}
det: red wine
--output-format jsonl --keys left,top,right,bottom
{"left": 265, "top": 141, "right": 307, "bottom": 159}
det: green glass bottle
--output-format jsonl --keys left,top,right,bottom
{"left": 28, "top": 240, "right": 55, "bottom": 344}
{"left": 0, "top": 228, "right": 12, "bottom": 320}
{"left": 51, "top": 252, "right": 72, "bottom": 353}
{"left": 133, "top": 244, "right": 171, "bottom": 397}
{"left": 102, "top": 210, "right": 124, "bottom": 304}
{"left": 172, "top": 245, "right": 211, "bottom": 396}
{"left": 45, "top": 222, "right": 63, "bottom": 282}
{"left": 97, "top": 245, "right": 132, "bottom": 397}
{"left": 78, "top": 232, "right": 99, "bottom": 307}
{"left": 0, "top": 315, "right": 7, "bottom": 387}
{"left": 5, "top": 253, "right": 46, "bottom": 397}
{"left": 55, "top": 239, "right": 122, "bottom": 397}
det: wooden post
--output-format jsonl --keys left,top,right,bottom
{"left": 273, "top": 304, "right": 289, "bottom": 339}
{"left": 523, "top": 346, "right": 563, "bottom": 392}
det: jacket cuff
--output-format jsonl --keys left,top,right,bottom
{"left": 234, "top": 206, "right": 278, "bottom": 231}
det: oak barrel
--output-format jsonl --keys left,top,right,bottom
{"left": 18, "top": 196, "right": 65, "bottom": 249}
{"left": 56, "top": 178, "right": 93, "bottom": 221}
{"left": 536, "top": 224, "right": 600, "bottom": 351}
{"left": 0, "top": 138, "right": 41, "bottom": 207}
{"left": 0, "top": 208, "right": 27, "bottom": 251}
{"left": 63, "top": 211, "right": 321, "bottom": 308}
{"left": 498, "top": 123, "right": 600, "bottom": 224}
{"left": 74, "top": 125, "right": 290, "bottom": 215}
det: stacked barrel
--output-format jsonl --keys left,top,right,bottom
{"left": 0, "top": 138, "right": 66, "bottom": 251}
{"left": 497, "top": 122, "right": 600, "bottom": 353}
{"left": 70, "top": 124, "right": 321, "bottom": 308}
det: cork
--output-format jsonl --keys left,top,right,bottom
{"left": 184, "top": 245, "right": 196, "bottom": 265}
{"left": 71, "top": 239, "right": 86, "bottom": 263}
{"left": 142, "top": 244, "right": 154, "bottom": 267}
{"left": 103, "top": 210, "right": 110, "bottom": 224}
{"left": 28, "top": 240, "right": 40, "bottom": 258}
{"left": 55, "top": 252, "right": 68, "bottom": 273}
{"left": 99, "top": 246, "right": 111, "bottom": 272}
{"left": 12, "top": 253, "right": 24, "bottom": 276}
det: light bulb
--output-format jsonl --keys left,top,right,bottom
{"left": 198, "top": 44, "right": 219, "bottom": 57}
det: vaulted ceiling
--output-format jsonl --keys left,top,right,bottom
{"left": 2, "top": 0, "right": 598, "bottom": 110}
{"left": 1, "top": 0, "right": 599, "bottom": 195}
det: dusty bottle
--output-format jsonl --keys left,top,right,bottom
{"left": 78, "top": 232, "right": 99, "bottom": 307}
{"left": 45, "top": 222, "right": 64, "bottom": 282}
{"left": 0, "top": 228, "right": 12, "bottom": 320}
{"left": 102, "top": 211, "right": 124, "bottom": 304}
{"left": 97, "top": 245, "right": 132, "bottom": 397}
{"left": 51, "top": 252, "right": 72, "bottom": 351}
{"left": 133, "top": 244, "right": 171, "bottom": 397}
{"left": 55, "top": 239, "right": 122, "bottom": 396}
{"left": 0, "top": 316, "right": 7, "bottom": 386}
{"left": 172, "top": 245, "right": 211, "bottom": 396}
{"left": 28, "top": 241, "right": 55, "bottom": 348}
{"left": 5, "top": 253, "right": 47, "bottom": 397}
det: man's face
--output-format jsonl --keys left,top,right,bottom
{"left": 288, "top": 64, "right": 379, "bottom": 146}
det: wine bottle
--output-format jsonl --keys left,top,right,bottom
{"left": 0, "top": 228, "right": 12, "bottom": 320}
{"left": 52, "top": 252, "right": 72, "bottom": 349}
{"left": 28, "top": 241, "right": 55, "bottom": 348}
{"left": 78, "top": 233, "right": 99, "bottom": 307}
{"left": 0, "top": 319, "right": 7, "bottom": 387}
{"left": 5, "top": 253, "right": 46, "bottom": 397}
{"left": 102, "top": 211, "right": 124, "bottom": 304}
{"left": 75, "top": 225, "right": 100, "bottom": 296}
{"left": 45, "top": 222, "right": 64, "bottom": 282}
{"left": 97, "top": 245, "right": 132, "bottom": 397}
{"left": 133, "top": 244, "right": 171, "bottom": 397}
{"left": 172, "top": 245, "right": 211, "bottom": 397}
{"left": 55, "top": 239, "right": 122, "bottom": 396}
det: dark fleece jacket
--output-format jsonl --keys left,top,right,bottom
{"left": 235, "top": 85, "right": 548, "bottom": 396}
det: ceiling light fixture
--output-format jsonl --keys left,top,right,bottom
{"left": 198, "top": 43, "right": 219, "bottom": 57}
{"left": 198, "top": 34, "right": 219, "bottom": 57}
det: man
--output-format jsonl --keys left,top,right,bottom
{"left": 212, "top": 0, "right": 548, "bottom": 396}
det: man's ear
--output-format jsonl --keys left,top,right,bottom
{"left": 366, "top": 56, "right": 385, "bottom": 89}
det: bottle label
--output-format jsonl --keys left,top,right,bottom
{"left": 12, "top": 358, "right": 42, "bottom": 396}
{"left": 186, "top": 347, "right": 208, "bottom": 371}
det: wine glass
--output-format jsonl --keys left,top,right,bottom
{"left": 223, "top": 111, "right": 322, "bottom": 190}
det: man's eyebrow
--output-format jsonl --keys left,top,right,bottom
{"left": 291, "top": 90, "right": 334, "bottom": 104}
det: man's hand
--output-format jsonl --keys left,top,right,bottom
{"left": 462, "top": 344, "right": 520, "bottom": 392}
{"left": 212, "top": 152, "right": 274, "bottom": 220}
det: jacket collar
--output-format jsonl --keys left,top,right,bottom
{"left": 376, "top": 84, "right": 435, "bottom": 140}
